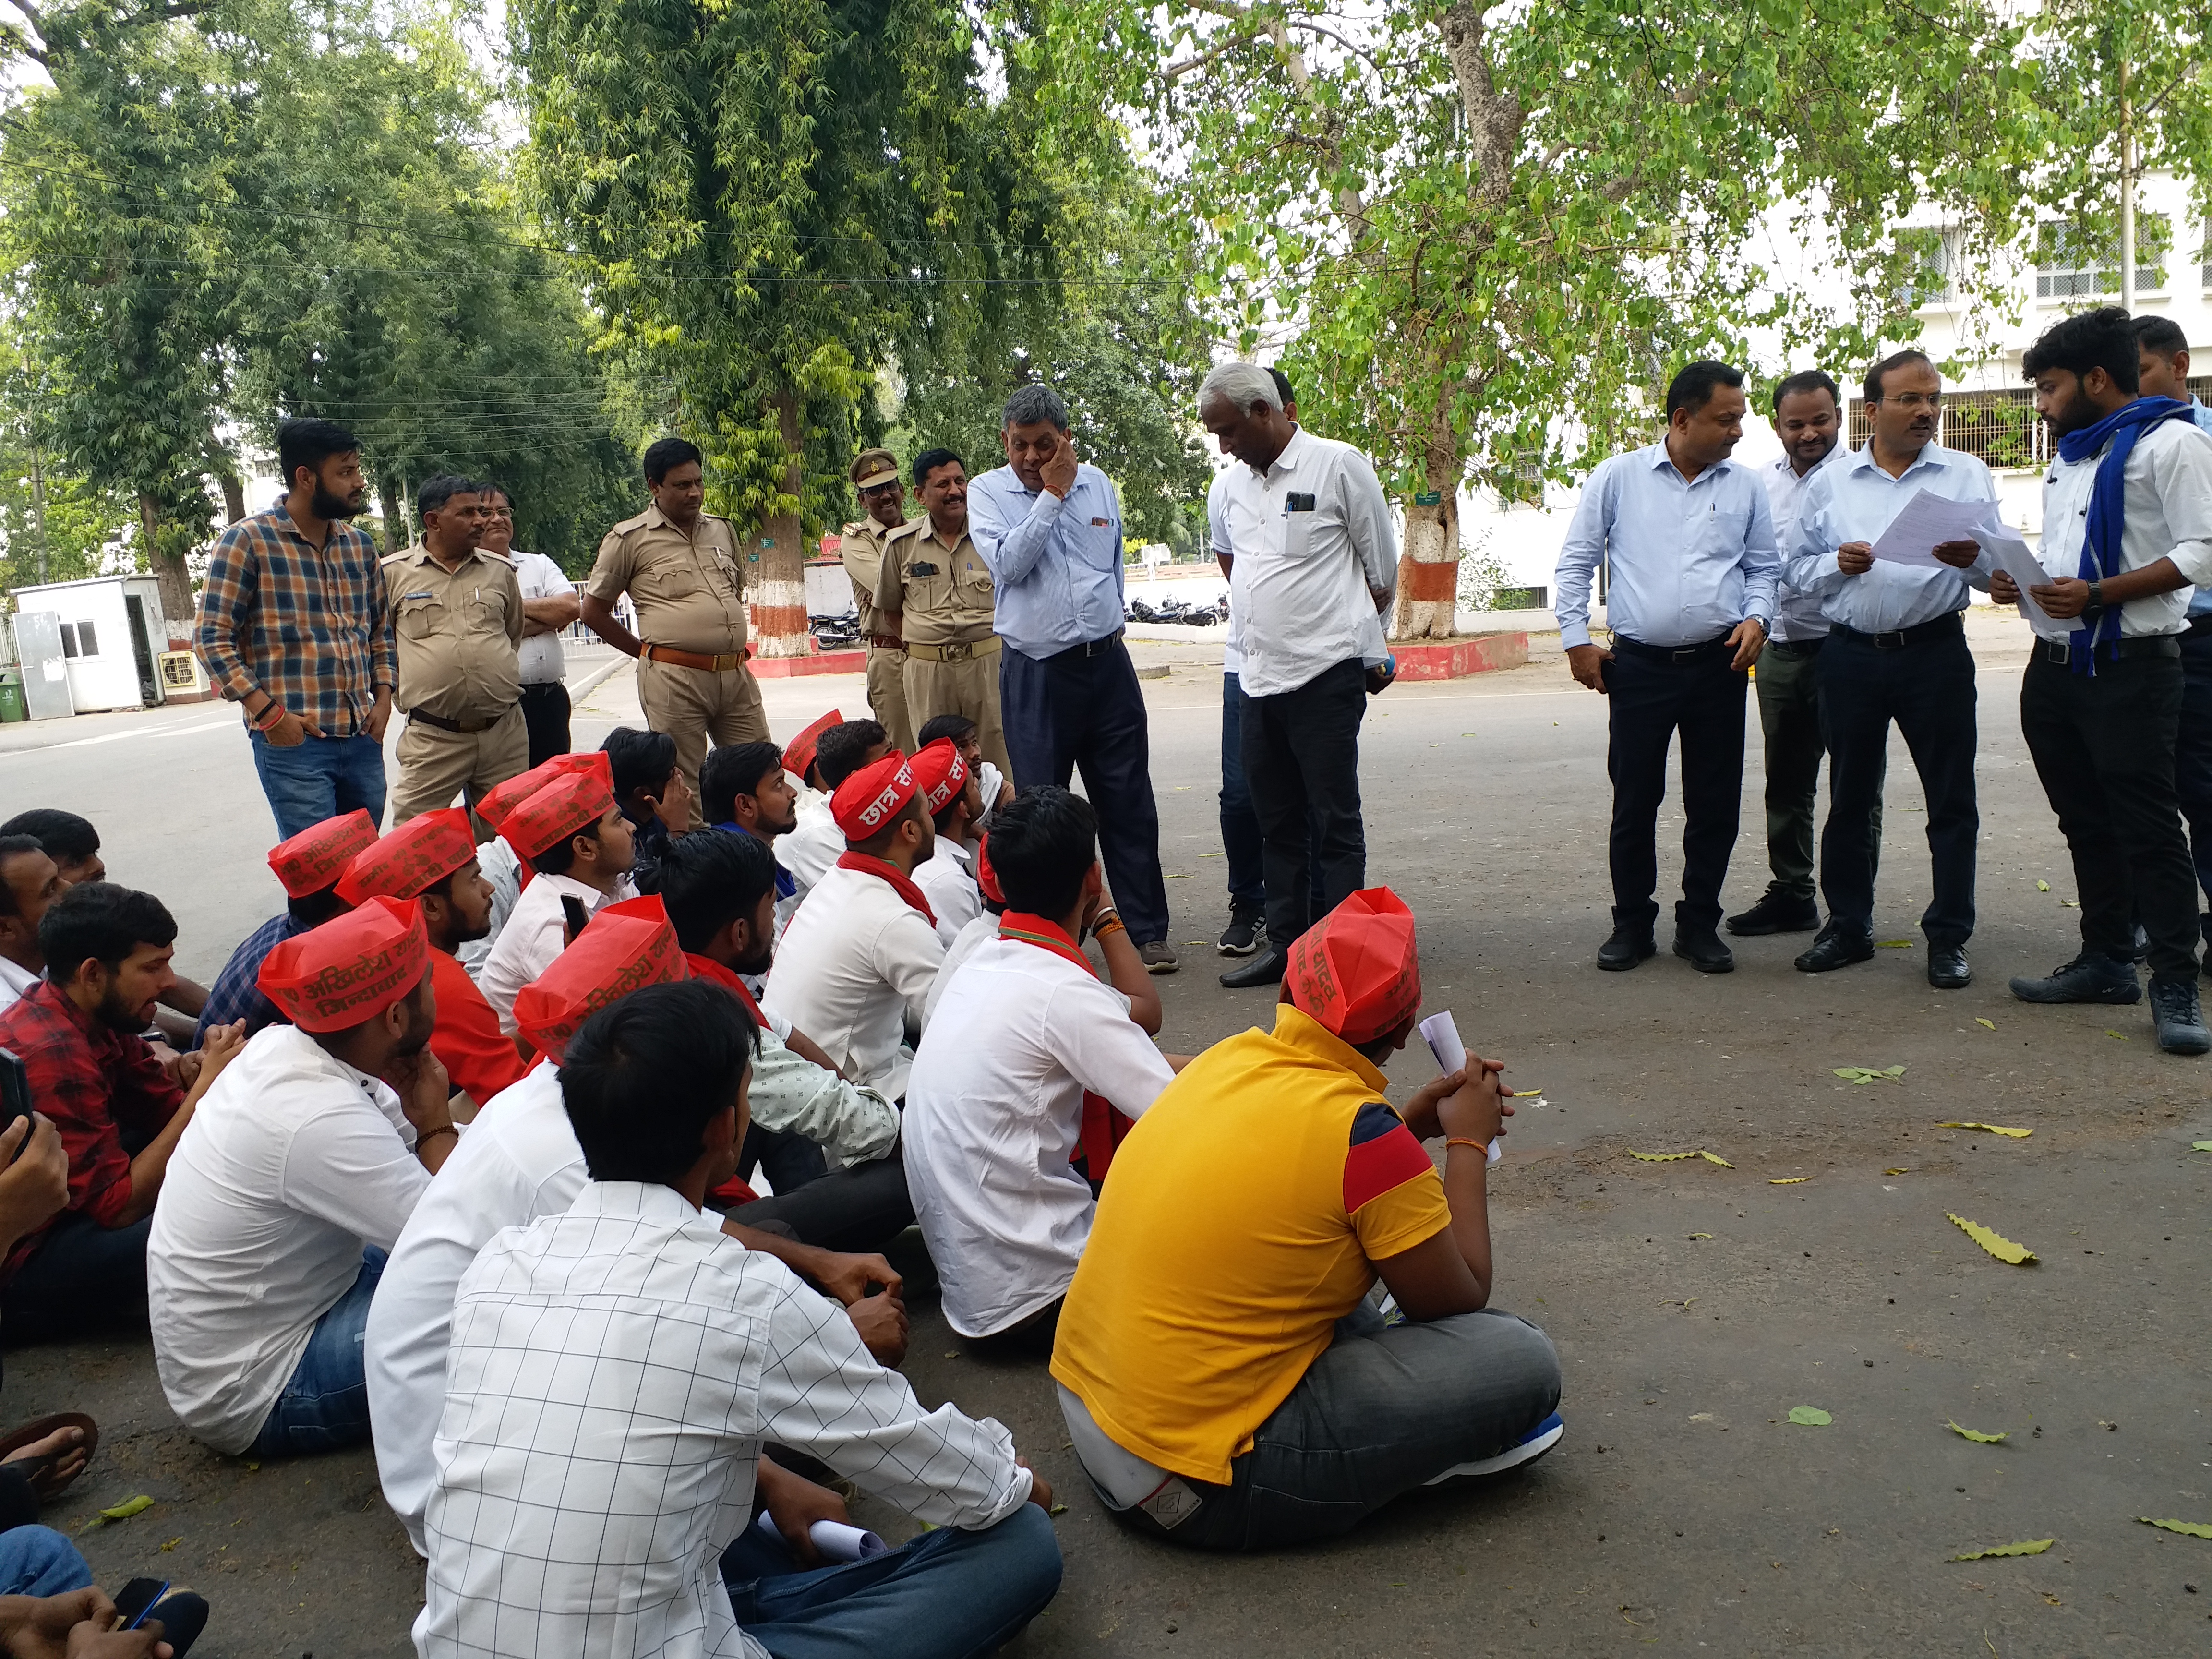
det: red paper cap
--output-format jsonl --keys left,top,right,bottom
{"left": 910, "top": 738, "right": 970, "bottom": 817}
{"left": 256, "top": 894, "right": 432, "bottom": 1033}
{"left": 477, "top": 753, "right": 603, "bottom": 833}
{"left": 975, "top": 831, "right": 1004, "bottom": 905}
{"left": 1285, "top": 887, "right": 1422, "bottom": 1046}
{"left": 337, "top": 809, "right": 476, "bottom": 906}
{"left": 503, "top": 757, "right": 617, "bottom": 860}
{"left": 267, "top": 810, "right": 378, "bottom": 899}
{"left": 511, "top": 893, "right": 689, "bottom": 1062}
{"left": 831, "top": 751, "right": 918, "bottom": 840}
{"left": 784, "top": 710, "right": 843, "bottom": 782}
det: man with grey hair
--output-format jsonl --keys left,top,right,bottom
{"left": 967, "top": 384, "right": 1176, "bottom": 972}
{"left": 1200, "top": 362, "right": 1396, "bottom": 987}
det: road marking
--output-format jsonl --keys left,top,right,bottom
{"left": 32, "top": 717, "right": 232, "bottom": 751}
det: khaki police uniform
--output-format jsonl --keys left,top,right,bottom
{"left": 840, "top": 513, "right": 917, "bottom": 754}
{"left": 383, "top": 544, "right": 529, "bottom": 829}
{"left": 585, "top": 503, "right": 767, "bottom": 825}
{"left": 878, "top": 516, "right": 1010, "bottom": 778}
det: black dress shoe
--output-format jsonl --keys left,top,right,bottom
{"left": 1672, "top": 930, "right": 1734, "bottom": 973}
{"left": 1220, "top": 948, "right": 1288, "bottom": 989}
{"left": 1794, "top": 924, "right": 1875, "bottom": 973}
{"left": 1927, "top": 942, "right": 1972, "bottom": 988}
{"left": 1597, "top": 927, "right": 1658, "bottom": 971}
{"left": 1724, "top": 890, "right": 1821, "bottom": 936}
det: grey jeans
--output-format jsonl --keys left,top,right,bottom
{"left": 1119, "top": 1304, "right": 1561, "bottom": 1551}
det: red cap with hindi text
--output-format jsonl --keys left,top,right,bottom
{"left": 511, "top": 893, "right": 689, "bottom": 1063}
{"left": 267, "top": 810, "right": 378, "bottom": 899}
{"left": 975, "top": 832, "right": 1005, "bottom": 904}
{"left": 1284, "top": 886, "right": 1422, "bottom": 1046}
{"left": 784, "top": 710, "right": 842, "bottom": 783}
{"left": 478, "top": 753, "right": 602, "bottom": 834}
{"left": 910, "top": 737, "right": 969, "bottom": 817}
{"left": 831, "top": 751, "right": 918, "bottom": 840}
{"left": 336, "top": 808, "right": 476, "bottom": 906}
{"left": 502, "top": 754, "right": 617, "bottom": 861}
{"left": 256, "top": 894, "right": 432, "bottom": 1033}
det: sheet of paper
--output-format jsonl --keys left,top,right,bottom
{"left": 1417, "top": 1011, "right": 1503, "bottom": 1164}
{"left": 1971, "top": 522, "right": 2072, "bottom": 641}
{"left": 1870, "top": 489, "right": 1998, "bottom": 568}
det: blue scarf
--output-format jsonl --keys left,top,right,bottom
{"left": 2057, "top": 396, "right": 2195, "bottom": 674}
{"left": 714, "top": 821, "right": 798, "bottom": 898}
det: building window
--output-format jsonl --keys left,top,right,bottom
{"left": 58, "top": 622, "right": 102, "bottom": 658}
{"left": 2035, "top": 216, "right": 2169, "bottom": 298}
{"left": 1899, "top": 228, "right": 1954, "bottom": 307}
{"left": 1940, "top": 389, "right": 2040, "bottom": 470}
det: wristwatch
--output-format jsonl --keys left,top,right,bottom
{"left": 2086, "top": 577, "right": 2106, "bottom": 613}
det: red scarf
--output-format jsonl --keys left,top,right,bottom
{"left": 682, "top": 952, "right": 764, "bottom": 1208}
{"left": 837, "top": 851, "right": 937, "bottom": 928}
{"left": 997, "top": 913, "right": 1135, "bottom": 1182}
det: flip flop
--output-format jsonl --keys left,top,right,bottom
{"left": 0, "top": 1412, "right": 98, "bottom": 1499}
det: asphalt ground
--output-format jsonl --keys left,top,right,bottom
{"left": 1, "top": 616, "right": 2208, "bottom": 1657}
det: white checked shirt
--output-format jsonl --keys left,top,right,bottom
{"left": 763, "top": 864, "right": 945, "bottom": 1099}
{"left": 1762, "top": 444, "right": 1846, "bottom": 643}
{"left": 914, "top": 838, "right": 983, "bottom": 948}
{"left": 2036, "top": 418, "right": 2212, "bottom": 638}
{"left": 1785, "top": 443, "right": 1997, "bottom": 633}
{"left": 477, "top": 869, "right": 639, "bottom": 1034}
{"left": 416, "top": 1180, "right": 1033, "bottom": 1659}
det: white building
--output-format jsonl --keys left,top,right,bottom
{"left": 6, "top": 573, "right": 203, "bottom": 716}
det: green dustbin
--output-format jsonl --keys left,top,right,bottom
{"left": 0, "top": 673, "right": 25, "bottom": 724}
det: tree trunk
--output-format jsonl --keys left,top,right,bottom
{"left": 378, "top": 474, "right": 406, "bottom": 555}
{"left": 139, "top": 492, "right": 195, "bottom": 628}
{"left": 1390, "top": 410, "right": 1464, "bottom": 641}
{"left": 216, "top": 468, "right": 246, "bottom": 525}
{"left": 748, "top": 391, "right": 811, "bottom": 658}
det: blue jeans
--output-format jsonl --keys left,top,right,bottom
{"left": 250, "top": 729, "right": 387, "bottom": 841}
{"left": 0, "top": 1525, "right": 93, "bottom": 1596}
{"left": 723, "top": 1503, "right": 1062, "bottom": 1659}
{"left": 249, "top": 1247, "right": 385, "bottom": 1458}
{"left": 0, "top": 1209, "right": 154, "bottom": 1344}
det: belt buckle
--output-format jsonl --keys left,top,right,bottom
{"left": 943, "top": 640, "right": 971, "bottom": 662}
{"left": 1873, "top": 630, "right": 1905, "bottom": 650}
{"left": 1671, "top": 645, "right": 1702, "bottom": 663}
{"left": 2044, "top": 638, "right": 2070, "bottom": 665}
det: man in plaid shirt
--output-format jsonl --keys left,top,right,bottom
{"left": 195, "top": 418, "right": 397, "bottom": 840}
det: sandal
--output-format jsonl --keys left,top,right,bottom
{"left": 0, "top": 1412, "right": 98, "bottom": 1501}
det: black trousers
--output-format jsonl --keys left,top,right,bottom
{"left": 2174, "top": 626, "right": 2212, "bottom": 941}
{"left": 1815, "top": 624, "right": 1977, "bottom": 944}
{"left": 1000, "top": 638, "right": 1170, "bottom": 944}
{"left": 1604, "top": 642, "right": 1747, "bottom": 937}
{"left": 729, "top": 1155, "right": 914, "bottom": 1257}
{"left": 517, "top": 682, "right": 572, "bottom": 768}
{"left": 1241, "top": 659, "right": 1368, "bottom": 948}
{"left": 2021, "top": 648, "right": 2200, "bottom": 979}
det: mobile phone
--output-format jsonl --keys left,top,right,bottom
{"left": 560, "top": 896, "right": 590, "bottom": 941}
{"left": 111, "top": 1577, "right": 168, "bottom": 1630}
{"left": 0, "top": 1049, "right": 32, "bottom": 1166}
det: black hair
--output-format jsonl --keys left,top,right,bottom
{"left": 912, "top": 447, "right": 965, "bottom": 489}
{"left": 286, "top": 889, "right": 350, "bottom": 928}
{"left": 276, "top": 418, "right": 360, "bottom": 492}
{"left": 2134, "top": 315, "right": 2188, "bottom": 360}
{"left": 529, "top": 820, "right": 603, "bottom": 878}
{"left": 1269, "top": 366, "right": 1295, "bottom": 406}
{"left": 815, "top": 719, "right": 888, "bottom": 789}
{"left": 0, "top": 835, "right": 47, "bottom": 920}
{"left": 700, "top": 742, "right": 784, "bottom": 826}
{"left": 655, "top": 830, "right": 780, "bottom": 952}
{"left": 416, "top": 475, "right": 479, "bottom": 519}
{"left": 0, "top": 809, "right": 99, "bottom": 865}
{"left": 643, "top": 436, "right": 704, "bottom": 486}
{"left": 602, "top": 727, "right": 679, "bottom": 803}
{"left": 477, "top": 480, "right": 513, "bottom": 506}
{"left": 915, "top": 712, "right": 978, "bottom": 749}
{"left": 561, "top": 980, "right": 757, "bottom": 1185}
{"left": 1862, "top": 349, "right": 1936, "bottom": 405}
{"left": 38, "top": 882, "right": 175, "bottom": 984}
{"left": 2023, "top": 308, "right": 2140, "bottom": 396}
{"left": 1664, "top": 360, "right": 1745, "bottom": 420}
{"left": 985, "top": 785, "right": 1095, "bottom": 918}
{"left": 1771, "top": 370, "right": 1840, "bottom": 413}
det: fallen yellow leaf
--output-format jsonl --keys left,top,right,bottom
{"left": 2136, "top": 1517, "right": 2212, "bottom": 1539}
{"left": 2035, "top": 880, "right": 2050, "bottom": 892}
{"left": 1948, "top": 1212, "right": 2037, "bottom": 1265}
{"left": 1946, "top": 1420, "right": 2008, "bottom": 1443}
{"left": 2104, "top": 1028, "right": 2127, "bottom": 1040}
{"left": 1769, "top": 1177, "right": 1809, "bottom": 1184}
{"left": 1697, "top": 1150, "right": 1734, "bottom": 1167}
{"left": 1885, "top": 1167, "right": 1911, "bottom": 1176}
{"left": 1949, "top": 1539, "right": 2053, "bottom": 1560}
{"left": 1938, "top": 1122, "right": 2032, "bottom": 1138}
{"left": 1974, "top": 1018, "right": 1996, "bottom": 1030}
{"left": 1629, "top": 1149, "right": 1698, "bottom": 1162}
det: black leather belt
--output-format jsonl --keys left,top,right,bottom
{"left": 1762, "top": 638, "right": 1825, "bottom": 660}
{"left": 2034, "top": 634, "right": 2181, "bottom": 666}
{"left": 1829, "top": 613, "right": 1965, "bottom": 650}
{"left": 407, "top": 707, "right": 504, "bottom": 735}
{"left": 1610, "top": 633, "right": 1731, "bottom": 663}
{"left": 1047, "top": 628, "right": 1126, "bottom": 661}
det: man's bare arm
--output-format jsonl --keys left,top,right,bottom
{"left": 578, "top": 591, "right": 641, "bottom": 657}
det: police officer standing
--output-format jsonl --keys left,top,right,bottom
{"left": 579, "top": 436, "right": 768, "bottom": 826}
{"left": 839, "top": 447, "right": 918, "bottom": 754}
{"left": 383, "top": 475, "right": 528, "bottom": 830}
{"left": 878, "top": 448, "right": 1012, "bottom": 778}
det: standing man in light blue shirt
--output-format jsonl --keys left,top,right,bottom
{"left": 1555, "top": 360, "right": 1778, "bottom": 974}
{"left": 1785, "top": 349, "right": 1995, "bottom": 988}
{"left": 967, "top": 385, "right": 1175, "bottom": 971}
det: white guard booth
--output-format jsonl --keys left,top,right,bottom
{"left": 7, "top": 574, "right": 175, "bottom": 715}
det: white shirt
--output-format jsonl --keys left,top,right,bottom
{"left": 1762, "top": 444, "right": 1847, "bottom": 643}
{"left": 1211, "top": 428, "right": 1397, "bottom": 699}
{"left": 477, "top": 869, "right": 638, "bottom": 1034}
{"left": 506, "top": 550, "right": 575, "bottom": 685}
{"left": 146, "top": 1024, "right": 430, "bottom": 1455}
{"left": 763, "top": 864, "right": 944, "bottom": 1099}
{"left": 903, "top": 935, "right": 1173, "bottom": 1338}
{"left": 0, "top": 955, "right": 37, "bottom": 1012}
{"left": 914, "top": 839, "right": 982, "bottom": 948}
{"left": 2036, "top": 417, "right": 2212, "bottom": 638}
{"left": 1785, "top": 443, "right": 1996, "bottom": 634}
{"left": 924, "top": 912, "right": 998, "bottom": 1024}
{"left": 776, "top": 790, "right": 841, "bottom": 897}
{"left": 972, "top": 760, "right": 1007, "bottom": 830}
{"left": 416, "top": 1180, "right": 1033, "bottom": 1659}
{"left": 1207, "top": 469, "right": 1244, "bottom": 675}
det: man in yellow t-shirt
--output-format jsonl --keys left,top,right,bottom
{"left": 1049, "top": 887, "right": 1563, "bottom": 1549}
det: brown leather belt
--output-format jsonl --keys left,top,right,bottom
{"left": 903, "top": 636, "right": 1002, "bottom": 663}
{"left": 642, "top": 642, "right": 751, "bottom": 673}
{"left": 407, "top": 707, "right": 504, "bottom": 735}
{"left": 868, "top": 634, "right": 905, "bottom": 652}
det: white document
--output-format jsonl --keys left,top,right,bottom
{"left": 1971, "top": 522, "right": 2072, "bottom": 641}
{"left": 1869, "top": 489, "right": 1997, "bottom": 568}
{"left": 754, "top": 1511, "right": 889, "bottom": 1562}
{"left": 1417, "top": 1010, "right": 1503, "bottom": 1164}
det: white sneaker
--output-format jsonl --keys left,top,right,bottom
{"left": 1423, "top": 1412, "right": 1564, "bottom": 1485}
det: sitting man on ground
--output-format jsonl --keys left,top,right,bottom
{"left": 701, "top": 739, "right": 803, "bottom": 934}
{"left": 147, "top": 897, "right": 457, "bottom": 1457}
{"left": 1050, "top": 887, "right": 1563, "bottom": 1550}
{"left": 477, "top": 755, "right": 638, "bottom": 1033}
{"left": 0, "top": 836, "right": 66, "bottom": 1014}
{"left": 0, "top": 884, "right": 244, "bottom": 1342}
{"left": 926, "top": 833, "right": 1007, "bottom": 1022}
{"left": 776, "top": 716, "right": 888, "bottom": 896}
{"left": 603, "top": 725, "right": 692, "bottom": 889}
{"left": 193, "top": 810, "right": 376, "bottom": 1042}
{"left": 910, "top": 737, "right": 985, "bottom": 946}
{"left": 414, "top": 978, "right": 1061, "bottom": 1659}
{"left": 0, "top": 1525, "right": 208, "bottom": 1656}
{"left": 336, "top": 810, "right": 526, "bottom": 1109}
{"left": 906, "top": 785, "right": 1178, "bottom": 1351}
{"left": 452, "top": 750, "right": 601, "bottom": 979}
{"left": 366, "top": 896, "right": 908, "bottom": 1556}
{"left": 0, "top": 1108, "right": 94, "bottom": 1516}
{"left": 765, "top": 750, "right": 946, "bottom": 1098}
{"left": 917, "top": 712, "right": 1014, "bottom": 829}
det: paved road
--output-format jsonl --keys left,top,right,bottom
{"left": 4, "top": 618, "right": 2208, "bottom": 1657}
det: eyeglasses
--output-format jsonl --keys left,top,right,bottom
{"left": 858, "top": 482, "right": 902, "bottom": 501}
{"left": 483, "top": 506, "right": 515, "bottom": 520}
{"left": 1878, "top": 392, "right": 1942, "bottom": 410}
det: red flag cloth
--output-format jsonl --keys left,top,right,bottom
{"left": 830, "top": 751, "right": 918, "bottom": 840}
{"left": 337, "top": 808, "right": 476, "bottom": 906}
{"left": 267, "top": 809, "right": 377, "bottom": 899}
{"left": 257, "top": 894, "right": 431, "bottom": 1032}
{"left": 835, "top": 851, "right": 937, "bottom": 928}
{"left": 909, "top": 737, "right": 969, "bottom": 816}
{"left": 1284, "top": 886, "right": 1422, "bottom": 1045}
{"left": 782, "top": 710, "right": 843, "bottom": 783}
{"left": 975, "top": 832, "right": 1004, "bottom": 905}
{"left": 510, "top": 893, "right": 687, "bottom": 1063}
{"left": 996, "top": 911, "right": 1133, "bottom": 1182}
{"left": 426, "top": 948, "right": 529, "bottom": 1104}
